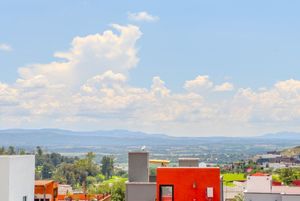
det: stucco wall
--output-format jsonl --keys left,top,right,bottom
{"left": 245, "top": 193, "right": 282, "bottom": 201}
{"left": 0, "top": 155, "right": 35, "bottom": 201}
{"left": 178, "top": 158, "right": 199, "bottom": 167}
{"left": 128, "top": 152, "right": 149, "bottom": 182}
{"left": 0, "top": 157, "right": 10, "bottom": 201}
{"left": 282, "top": 195, "right": 300, "bottom": 201}
{"left": 246, "top": 175, "right": 272, "bottom": 193}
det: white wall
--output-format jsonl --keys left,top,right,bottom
{"left": 0, "top": 157, "right": 10, "bottom": 201}
{"left": 282, "top": 195, "right": 300, "bottom": 201}
{"left": 0, "top": 155, "right": 35, "bottom": 201}
{"left": 246, "top": 175, "right": 272, "bottom": 193}
{"left": 245, "top": 193, "right": 282, "bottom": 201}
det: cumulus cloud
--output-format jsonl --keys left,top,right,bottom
{"left": 2, "top": 24, "right": 300, "bottom": 136}
{"left": 128, "top": 11, "right": 159, "bottom": 22}
{"left": 0, "top": 43, "right": 13, "bottom": 52}
{"left": 214, "top": 82, "right": 234, "bottom": 92}
{"left": 18, "top": 24, "right": 142, "bottom": 88}
{"left": 184, "top": 75, "right": 213, "bottom": 92}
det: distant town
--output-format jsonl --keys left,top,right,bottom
{"left": 1, "top": 129, "right": 300, "bottom": 201}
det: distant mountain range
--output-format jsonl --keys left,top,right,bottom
{"left": 0, "top": 129, "right": 300, "bottom": 147}
{"left": 260, "top": 132, "right": 300, "bottom": 140}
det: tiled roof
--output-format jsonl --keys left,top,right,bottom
{"left": 251, "top": 172, "right": 270, "bottom": 176}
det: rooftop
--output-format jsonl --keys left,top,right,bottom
{"left": 35, "top": 180, "right": 55, "bottom": 186}
{"left": 251, "top": 172, "right": 270, "bottom": 177}
{"left": 272, "top": 186, "right": 300, "bottom": 195}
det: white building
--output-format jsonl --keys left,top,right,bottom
{"left": 245, "top": 173, "right": 300, "bottom": 201}
{"left": 0, "top": 155, "right": 35, "bottom": 201}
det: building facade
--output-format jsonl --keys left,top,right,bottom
{"left": 34, "top": 180, "right": 58, "bottom": 201}
{"left": 125, "top": 151, "right": 222, "bottom": 201}
{"left": 244, "top": 173, "right": 300, "bottom": 201}
{"left": 156, "top": 167, "right": 221, "bottom": 201}
{"left": 0, "top": 155, "right": 35, "bottom": 201}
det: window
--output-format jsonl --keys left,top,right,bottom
{"left": 23, "top": 196, "right": 27, "bottom": 201}
{"left": 160, "top": 185, "right": 174, "bottom": 201}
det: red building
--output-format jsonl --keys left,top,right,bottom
{"left": 156, "top": 167, "right": 221, "bottom": 201}
{"left": 35, "top": 180, "right": 58, "bottom": 201}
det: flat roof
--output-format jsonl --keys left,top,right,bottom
{"left": 245, "top": 186, "right": 300, "bottom": 195}
{"left": 272, "top": 186, "right": 300, "bottom": 195}
{"left": 150, "top": 159, "right": 170, "bottom": 164}
{"left": 35, "top": 180, "right": 54, "bottom": 186}
{"left": 157, "top": 167, "right": 220, "bottom": 169}
{"left": 179, "top": 158, "right": 199, "bottom": 160}
{"left": 0, "top": 155, "right": 34, "bottom": 158}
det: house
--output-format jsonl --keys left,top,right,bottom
{"left": 58, "top": 184, "right": 73, "bottom": 195}
{"left": 35, "top": 181, "right": 111, "bottom": 201}
{"left": 57, "top": 193, "right": 111, "bottom": 201}
{"left": 125, "top": 151, "right": 223, "bottom": 201}
{"left": 156, "top": 167, "right": 221, "bottom": 201}
{"left": 35, "top": 180, "right": 58, "bottom": 201}
{"left": 244, "top": 172, "right": 300, "bottom": 201}
{"left": 0, "top": 155, "right": 35, "bottom": 201}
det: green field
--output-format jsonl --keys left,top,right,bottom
{"left": 222, "top": 173, "right": 246, "bottom": 187}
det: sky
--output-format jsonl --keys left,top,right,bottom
{"left": 1, "top": 0, "right": 300, "bottom": 136}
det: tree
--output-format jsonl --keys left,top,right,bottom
{"left": 41, "top": 163, "right": 55, "bottom": 179}
{"left": 52, "top": 163, "right": 77, "bottom": 185}
{"left": 0, "top": 147, "right": 5, "bottom": 155}
{"left": 277, "top": 168, "right": 300, "bottom": 185}
{"left": 19, "top": 149, "right": 26, "bottom": 155}
{"left": 233, "top": 193, "right": 244, "bottom": 201}
{"left": 101, "top": 156, "right": 114, "bottom": 179}
{"left": 7, "top": 146, "right": 16, "bottom": 155}
{"left": 36, "top": 146, "right": 43, "bottom": 156}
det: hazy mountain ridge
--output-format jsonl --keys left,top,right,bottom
{"left": 0, "top": 129, "right": 299, "bottom": 147}
{"left": 260, "top": 132, "right": 300, "bottom": 140}
{"left": 281, "top": 146, "right": 300, "bottom": 157}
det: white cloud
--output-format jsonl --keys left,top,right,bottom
{"left": 128, "top": 11, "right": 159, "bottom": 22}
{"left": 18, "top": 24, "right": 142, "bottom": 88}
{"left": 0, "top": 43, "right": 13, "bottom": 52}
{"left": 184, "top": 75, "right": 213, "bottom": 93}
{"left": 2, "top": 24, "right": 300, "bottom": 136}
{"left": 214, "top": 82, "right": 234, "bottom": 92}
{"left": 274, "top": 79, "right": 300, "bottom": 92}
{"left": 151, "top": 76, "right": 170, "bottom": 98}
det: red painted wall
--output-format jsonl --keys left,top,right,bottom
{"left": 156, "top": 167, "right": 221, "bottom": 201}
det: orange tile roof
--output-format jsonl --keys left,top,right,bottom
{"left": 251, "top": 172, "right": 269, "bottom": 176}
{"left": 57, "top": 194, "right": 107, "bottom": 200}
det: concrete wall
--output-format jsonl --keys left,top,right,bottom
{"left": 0, "top": 155, "right": 35, "bottom": 201}
{"left": 282, "top": 195, "right": 300, "bottom": 201}
{"left": 178, "top": 158, "right": 199, "bottom": 167}
{"left": 0, "top": 157, "right": 10, "bottom": 201}
{"left": 126, "top": 182, "right": 156, "bottom": 201}
{"left": 246, "top": 175, "right": 272, "bottom": 193}
{"left": 128, "top": 152, "right": 149, "bottom": 182}
{"left": 245, "top": 193, "right": 282, "bottom": 201}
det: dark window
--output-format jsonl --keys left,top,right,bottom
{"left": 159, "top": 185, "right": 174, "bottom": 201}
{"left": 34, "top": 199, "right": 39, "bottom": 201}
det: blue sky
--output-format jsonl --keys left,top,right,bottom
{"left": 1, "top": 0, "right": 300, "bottom": 136}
